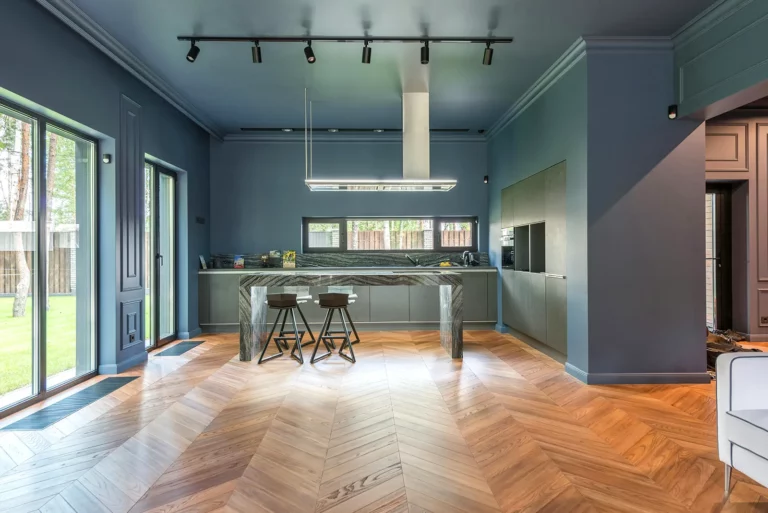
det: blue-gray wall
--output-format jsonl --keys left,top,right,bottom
{"left": 0, "top": 0, "right": 210, "bottom": 370}
{"left": 209, "top": 139, "right": 489, "bottom": 254}
{"left": 488, "top": 58, "right": 589, "bottom": 371}
{"left": 587, "top": 49, "right": 706, "bottom": 379}
{"left": 489, "top": 42, "right": 708, "bottom": 383}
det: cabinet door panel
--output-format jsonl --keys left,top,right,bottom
{"left": 463, "top": 274, "right": 488, "bottom": 321}
{"left": 502, "top": 270, "right": 515, "bottom": 327}
{"left": 409, "top": 286, "right": 440, "bottom": 322}
{"left": 370, "top": 286, "right": 410, "bottom": 322}
{"left": 487, "top": 273, "right": 498, "bottom": 322}
{"left": 545, "top": 277, "right": 567, "bottom": 354}
{"left": 529, "top": 273, "right": 547, "bottom": 342}
{"left": 528, "top": 171, "right": 546, "bottom": 224}
{"left": 545, "top": 162, "right": 567, "bottom": 275}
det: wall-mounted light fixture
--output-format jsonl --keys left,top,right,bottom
{"left": 102, "top": 154, "right": 112, "bottom": 164}
{"left": 483, "top": 175, "right": 489, "bottom": 184}
{"left": 668, "top": 104, "right": 678, "bottom": 120}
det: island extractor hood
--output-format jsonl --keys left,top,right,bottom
{"left": 305, "top": 92, "right": 457, "bottom": 191}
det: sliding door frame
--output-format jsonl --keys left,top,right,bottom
{"left": 145, "top": 162, "right": 178, "bottom": 350}
{"left": 0, "top": 97, "right": 99, "bottom": 419}
{"left": 706, "top": 184, "right": 733, "bottom": 330}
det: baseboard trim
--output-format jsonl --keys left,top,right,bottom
{"left": 565, "top": 363, "right": 589, "bottom": 383}
{"left": 99, "top": 351, "right": 148, "bottom": 375}
{"left": 179, "top": 327, "right": 202, "bottom": 339}
{"left": 566, "top": 363, "right": 711, "bottom": 384}
{"left": 497, "top": 323, "right": 567, "bottom": 364}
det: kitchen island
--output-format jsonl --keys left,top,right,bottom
{"left": 239, "top": 270, "right": 464, "bottom": 361}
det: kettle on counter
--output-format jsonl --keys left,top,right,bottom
{"left": 462, "top": 251, "right": 476, "bottom": 267}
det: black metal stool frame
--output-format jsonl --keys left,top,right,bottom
{"left": 259, "top": 306, "right": 308, "bottom": 364}
{"left": 311, "top": 307, "right": 356, "bottom": 364}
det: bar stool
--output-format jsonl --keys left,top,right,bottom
{"left": 311, "top": 293, "right": 356, "bottom": 364}
{"left": 259, "top": 293, "right": 314, "bottom": 364}
{"left": 313, "top": 286, "right": 360, "bottom": 348}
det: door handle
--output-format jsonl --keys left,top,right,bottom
{"left": 156, "top": 253, "right": 163, "bottom": 266}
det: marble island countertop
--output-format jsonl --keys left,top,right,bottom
{"left": 202, "top": 266, "right": 497, "bottom": 274}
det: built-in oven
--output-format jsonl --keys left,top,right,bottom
{"left": 500, "top": 228, "right": 514, "bottom": 268}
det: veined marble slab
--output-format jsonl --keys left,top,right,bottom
{"left": 238, "top": 271, "right": 463, "bottom": 361}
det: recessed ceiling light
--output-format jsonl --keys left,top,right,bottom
{"left": 373, "top": 129, "right": 384, "bottom": 133}
{"left": 282, "top": 128, "right": 293, "bottom": 132}
{"left": 328, "top": 129, "right": 339, "bottom": 133}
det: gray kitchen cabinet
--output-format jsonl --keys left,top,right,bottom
{"left": 545, "top": 162, "right": 566, "bottom": 276}
{"left": 370, "top": 286, "right": 410, "bottom": 322}
{"left": 462, "top": 273, "right": 488, "bottom": 322}
{"left": 502, "top": 269, "right": 515, "bottom": 327}
{"left": 203, "top": 273, "right": 240, "bottom": 325}
{"left": 528, "top": 273, "right": 547, "bottom": 342}
{"left": 511, "top": 182, "right": 525, "bottom": 226}
{"left": 501, "top": 186, "right": 514, "bottom": 228}
{"left": 545, "top": 277, "right": 567, "bottom": 354}
{"left": 409, "top": 286, "right": 440, "bottom": 322}
{"left": 487, "top": 273, "right": 498, "bottom": 322}
{"left": 527, "top": 171, "right": 546, "bottom": 224}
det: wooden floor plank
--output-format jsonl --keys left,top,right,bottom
{"left": 0, "top": 332, "right": 765, "bottom": 512}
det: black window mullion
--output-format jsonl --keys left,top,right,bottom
{"left": 36, "top": 118, "right": 48, "bottom": 394}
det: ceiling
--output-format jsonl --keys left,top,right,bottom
{"left": 66, "top": 0, "right": 719, "bottom": 136}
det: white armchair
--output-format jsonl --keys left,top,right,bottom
{"left": 717, "top": 352, "right": 768, "bottom": 493}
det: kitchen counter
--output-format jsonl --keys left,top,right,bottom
{"left": 201, "top": 266, "right": 497, "bottom": 274}
{"left": 239, "top": 270, "right": 464, "bottom": 361}
{"left": 199, "top": 267, "right": 497, "bottom": 337}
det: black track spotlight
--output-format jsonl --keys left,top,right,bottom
{"left": 420, "top": 41, "right": 429, "bottom": 65}
{"left": 668, "top": 104, "right": 678, "bottom": 120}
{"left": 483, "top": 42, "right": 493, "bottom": 65}
{"left": 362, "top": 41, "right": 371, "bottom": 64}
{"left": 304, "top": 41, "right": 316, "bottom": 63}
{"left": 252, "top": 42, "right": 262, "bottom": 63}
{"left": 186, "top": 40, "right": 200, "bottom": 63}
{"left": 483, "top": 175, "right": 489, "bottom": 184}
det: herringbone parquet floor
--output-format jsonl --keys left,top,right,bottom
{"left": 0, "top": 331, "right": 766, "bottom": 513}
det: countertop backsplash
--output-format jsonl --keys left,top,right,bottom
{"left": 209, "top": 252, "right": 490, "bottom": 269}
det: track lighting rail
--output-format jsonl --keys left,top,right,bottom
{"left": 177, "top": 36, "right": 514, "bottom": 44}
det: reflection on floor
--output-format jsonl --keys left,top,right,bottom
{"left": 0, "top": 332, "right": 766, "bottom": 512}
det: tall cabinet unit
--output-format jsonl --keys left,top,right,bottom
{"left": 500, "top": 161, "right": 567, "bottom": 355}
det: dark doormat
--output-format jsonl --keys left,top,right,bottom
{"left": 156, "top": 341, "right": 204, "bottom": 356}
{"left": 2, "top": 377, "right": 138, "bottom": 431}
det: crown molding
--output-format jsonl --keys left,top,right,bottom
{"left": 672, "top": 0, "right": 754, "bottom": 49}
{"left": 35, "top": 0, "right": 224, "bottom": 139}
{"left": 223, "top": 132, "right": 487, "bottom": 143}
{"left": 485, "top": 38, "right": 586, "bottom": 139}
{"left": 485, "top": 37, "right": 673, "bottom": 139}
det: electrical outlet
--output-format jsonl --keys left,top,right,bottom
{"left": 761, "top": 316, "right": 768, "bottom": 325}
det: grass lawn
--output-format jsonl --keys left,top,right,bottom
{"left": 0, "top": 296, "right": 76, "bottom": 396}
{"left": 0, "top": 294, "right": 152, "bottom": 398}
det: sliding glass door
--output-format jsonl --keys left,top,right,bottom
{"left": 0, "top": 105, "right": 38, "bottom": 410}
{"left": 144, "top": 163, "right": 176, "bottom": 349}
{"left": 44, "top": 127, "right": 95, "bottom": 389}
{"left": 0, "top": 102, "right": 96, "bottom": 413}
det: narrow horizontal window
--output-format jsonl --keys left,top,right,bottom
{"left": 302, "top": 216, "right": 477, "bottom": 253}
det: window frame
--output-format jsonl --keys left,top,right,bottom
{"left": 302, "top": 216, "right": 478, "bottom": 253}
